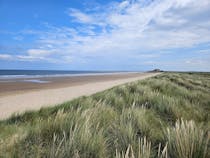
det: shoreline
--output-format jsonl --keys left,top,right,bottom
{"left": 0, "top": 72, "right": 144, "bottom": 97}
{"left": 0, "top": 72, "right": 160, "bottom": 119}
{"left": 0, "top": 71, "right": 140, "bottom": 80}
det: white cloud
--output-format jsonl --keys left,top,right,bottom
{"left": 27, "top": 49, "right": 55, "bottom": 57}
{"left": 68, "top": 8, "right": 94, "bottom": 23}
{"left": 197, "top": 49, "right": 210, "bottom": 54}
{"left": 34, "top": 0, "right": 210, "bottom": 56}
{"left": 0, "top": 54, "right": 13, "bottom": 60}
{"left": 16, "top": 55, "right": 45, "bottom": 61}
{"left": 3, "top": 0, "right": 210, "bottom": 70}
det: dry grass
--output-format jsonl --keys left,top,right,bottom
{"left": 166, "top": 119, "right": 209, "bottom": 158}
{"left": 0, "top": 72, "right": 209, "bottom": 157}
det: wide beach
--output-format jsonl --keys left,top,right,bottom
{"left": 0, "top": 72, "right": 159, "bottom": 119}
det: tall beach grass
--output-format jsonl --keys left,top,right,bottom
{"left": 0, "top": 72, "right": 209, "bottom": 157}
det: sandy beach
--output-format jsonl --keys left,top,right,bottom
{"left": 0, "top": 72, "right": 159, "bottom": 119}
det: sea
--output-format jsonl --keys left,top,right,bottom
{"left": 0, "top": 70, "right": 131, "bottom": 83}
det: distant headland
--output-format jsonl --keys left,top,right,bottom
{"left": 148, "top": 69, "right": 164, "bottom": 72}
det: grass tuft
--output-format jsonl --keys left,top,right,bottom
{"left": 166, "top": 119, "right": 209, "bottom": 158}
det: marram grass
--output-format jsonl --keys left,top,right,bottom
{"left": 166, "top": 119, "right": 209, "bottom": 158}
{"left": 0, "top": 72, "right": 209, "bottom": 158}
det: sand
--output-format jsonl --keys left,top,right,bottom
{"left": 0, "top": 72, "right": 160, "bottom": 119}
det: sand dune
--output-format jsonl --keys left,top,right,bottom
{"left": 0, "top": 73, "right": 160, "bottom": 119}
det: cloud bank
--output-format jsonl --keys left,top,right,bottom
{"left": 1, "top": 0, "right": 210, "bottom": 70}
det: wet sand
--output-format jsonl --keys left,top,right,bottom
{"left": 0, "top": 72, "right": 160, "bottom": 119}
{"left": 0, "top": 73, "right": 146, "bottom": 96}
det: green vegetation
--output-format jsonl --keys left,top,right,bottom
{"left": 0, "top": 72, "right": 209, "bottom": 158}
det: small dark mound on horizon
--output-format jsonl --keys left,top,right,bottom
{"left": 148, "top": 69, "right": 163, "bottom": 72}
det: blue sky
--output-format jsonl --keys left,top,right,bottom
{"left": 0, "top": 0, "right": 210, "bottom": 71}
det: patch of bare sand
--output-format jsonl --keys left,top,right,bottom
{"left": 0, "top": 73, "right": 160, "bottom": 119}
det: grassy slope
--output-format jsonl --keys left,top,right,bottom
{"left": 0, "top": 72, "right": 209, "bottom": 158}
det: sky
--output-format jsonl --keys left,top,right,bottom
{"left": 0, "top": 0, "right": 210, "bottom": 71}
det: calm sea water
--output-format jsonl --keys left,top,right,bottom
{"left": 0, "top": 70, "right": 127, "bottom": 79}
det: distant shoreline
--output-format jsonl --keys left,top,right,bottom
{"left": 0, "top": 72, "right": 144, "bottom": 96}
{"left": 0, "top": 69, "right": 141, "bottom": 79}
{"left": 0, "top": 72, "right": 160, "bottom": 119}
{"left": 0, "top": 71, "right": 140, "bottom": 80}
